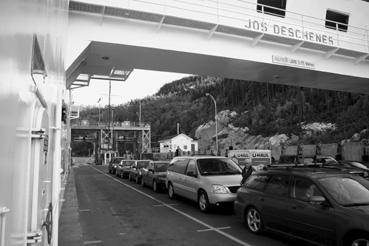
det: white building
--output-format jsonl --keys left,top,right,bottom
{"left": 159, "top": 133, "right": 199, "bottom": 153}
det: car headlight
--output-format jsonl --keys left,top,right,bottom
{"left": 211, "top": 184, "right": 229, "bottom": 194}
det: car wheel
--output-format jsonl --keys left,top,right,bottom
{"left": 345, "top": 234, "right": 369, "bottom": 246}
{"left": 108, "top": 169, "right": 111, "bottom": 174}
{"left": 168, "top": 183, "right": 175, "bottom": 199}
{"left": 153, "top": 180, "right": 158, "bottom": 192}
{"left": 136, "top": 175, "right": 139, "bottom": 184}
{"left": 198, "top": 190, "right": 210, "bottom": 213}
{"left": 245, "top": 207, "right": 264, "bottom": 234}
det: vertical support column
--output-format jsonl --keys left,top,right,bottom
{"left": 0, "top": 207, "right": 10, "bottom": 246}
{"left": 52, "top": 85, "right": 62, "bottom": 246}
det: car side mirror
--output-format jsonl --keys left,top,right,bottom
{"left": 310, "top": 196, "right": 329, "bottom": 207}
{"left": 187, "top": 171, "right": 197, "bottom": 178}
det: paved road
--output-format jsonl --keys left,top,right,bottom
{"left": 70, "top": 164, "right": 297, "bottom": 246}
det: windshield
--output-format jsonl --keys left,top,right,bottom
{"left": 319, "top": 177, "right": 369, "bottom": 206}
{"left": 123, "top": 161, "right": 135, "bottom": 166}
{"left": 154, "top": 162, "right": 169, "bottom": 172}
{"left": 197, "top": 158, "right": 241, "bottom": 176}
{"left": 137, "top": 161, "right": 150, "bottom": 168}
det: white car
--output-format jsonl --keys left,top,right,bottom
{"left": 166, "top": 155, "right": 242, "bottom": 212}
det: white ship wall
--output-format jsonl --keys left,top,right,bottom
{"left": 67, "top": 0, "right": 369, "bottom": 93}
{"left": 0, "top": 0, "right": 69, "bottom": 245}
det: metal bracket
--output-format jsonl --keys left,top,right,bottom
{"left": 31, "top": 129, "right": 46, "bottom": 139}
{"left": 26, "top": 231, "right": 42, "bottom": 244}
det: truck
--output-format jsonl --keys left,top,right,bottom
{"left": 228, "top": 149, "right": 272, "bottom": 170}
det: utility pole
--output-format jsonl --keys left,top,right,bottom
{"left": 206, "top": 93, "right": 218, "bottom": 155}
{"left": 108, "top": 79, "right": 111, "bottom": 152}
{"left": 139, "top": 101, "right": 142, "bottom": 125}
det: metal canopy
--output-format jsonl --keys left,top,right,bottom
{"left": 67, "top": 41, "right": 369, "bottom": 94}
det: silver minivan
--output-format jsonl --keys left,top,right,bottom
{"left": 166, "top": 156, "right": 242, "bottom": 212}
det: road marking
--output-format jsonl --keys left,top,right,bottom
{"left": 197, "top": 226, "right": 231, "bottom": 232}
{"left": 90, "top": 166, "right": 252, "bottom": 246}
{"left": 152, "top": 203, "right": 178, "bottom": 207}
{"left": 79, "top": 209, "right": 90, "bottom": 212}
{"left": 83, "top": 240, "right": 102, "bottom": 244}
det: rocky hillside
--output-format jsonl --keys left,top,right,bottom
{"left": 78, "top": 76, "right": 369, "bottom": 152}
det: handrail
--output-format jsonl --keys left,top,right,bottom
{"left": 71, "top": 0, "right": 369, "bottom": 53}
{"left": 0, "top": 207, "right": 10, "bottom": 246}
{"left": 71, "top": 122, "right": 151, "bottom": 128}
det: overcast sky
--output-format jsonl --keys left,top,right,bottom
{"left": 71, "top": 69, "right": 191, "bottom": 106}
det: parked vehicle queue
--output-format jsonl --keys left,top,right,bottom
{"left": 108, "top": 155, "right": 369, "bottom": 246}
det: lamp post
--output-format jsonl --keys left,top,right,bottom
{"left": 97, "top": 98, "right": 101, "bottom": 125}
{"left": 205, "top": 93, "right": 218, "bottom": 155}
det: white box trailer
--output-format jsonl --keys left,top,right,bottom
{"left": 228, "top": 149, "right": 271, "bottom": 169}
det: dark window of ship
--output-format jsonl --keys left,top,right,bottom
{"left": 257, "top": 0, "right": 286, "bottom": 17}
{"left": 325, "top": 10, "right": 349, "bottom": 32}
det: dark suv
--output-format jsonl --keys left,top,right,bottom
{"left": 234, "top": 167, "right": 369, "bottom": 246}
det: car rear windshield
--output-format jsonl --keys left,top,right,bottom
{"left": 137, "top": 161, "right": 150, "bottom": 168}
{"left": 112, "top": 158, "right": 124, "bottom": 163}
{"left": 154, "top": 163, "right": 169, "bottom": 172}
{"left": 319, "top": 177, "right": 369, "bottom": 206}
{"left": 197, "top": 158, "right": 241, "bottom": 176}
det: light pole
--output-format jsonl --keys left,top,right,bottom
{"left": 97, "top": 98, "right": 101, "bottom": 125}
{"left": 206, "top": 93, "right": 218, "bottom": 155}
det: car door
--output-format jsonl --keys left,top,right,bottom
{"left": 287, "top": 176, "right": 336, "bottom": 245}
{"left": 142, "top": 162, "right": 150, "bottom": 185}
{"left": 146, "top": 162, "right": 154, "bottom": 187}
{"left": 170, "top": 158, "right": 189, "bottom": 196}
{"left": 182, "top": 159, "right": 200, "bottom": 201}
{"left": 259, "top": 174, "right": 291, "bottom": 234}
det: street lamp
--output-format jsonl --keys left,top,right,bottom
{"left": 97, "top": 98, "right": 101, "bottom": 125}
{"left": 205, "top": 93, "right": 218, "bottom": 155}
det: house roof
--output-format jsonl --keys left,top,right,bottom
{"left": 158, "top": 133, "right": 196, "bottom": 143}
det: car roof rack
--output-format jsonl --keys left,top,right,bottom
{"left": 268, "top": 163, "right": 323, "bottom": 169}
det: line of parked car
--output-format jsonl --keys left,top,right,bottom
{"left": 108, "top": 155, "right": 369, "bottom": 246}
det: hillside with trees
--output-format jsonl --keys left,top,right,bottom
{"left": 78, "top": 76, "right": 369, "bottom": 146}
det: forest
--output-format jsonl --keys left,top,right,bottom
{"left": 78, "top": 76, "right": 369, "bottom": 146}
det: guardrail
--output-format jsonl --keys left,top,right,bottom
{"left": 71, "top": 122, "right": 150, "bottom": 128}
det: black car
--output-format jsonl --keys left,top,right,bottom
{"left": 322, "top": 160, "right": 369, "bottom": 179}
{"left": 339, "top": 160, "right": 369, "bottom": 176}
{"left": 128, "top": 160, "right": 151, "bottom": 183}
{"left": 141, "top": 161, "right": 169, "bottom": 192}
{"left": 108, "top": 157, "right": 124, "bottom": 174}
{"left": 234, "top": 166, "right": 369, "bottom": 246}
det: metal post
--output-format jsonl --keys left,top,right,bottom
{"left": 98, "top": 107, "right": 101, "bottom": 125}
{"left": 0, "top": 207, "right": 10, "bottom": 246}
{"left": 206, "top": 93, "right": 218, "bottom": 155}
{"left": 139, "top": 102, "right": 142, "bottom": 126}
{"left": 108, "top": 79, "right": 111, "bottom": 152}
{"left": 97, "top": 98, "right": 101, "bottom": 126}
